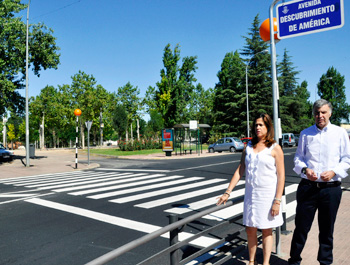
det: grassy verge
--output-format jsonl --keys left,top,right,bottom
{"left": 87, "top": 148, "right": 163, "bottom": 156}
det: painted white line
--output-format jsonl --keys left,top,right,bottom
{"left": 110, "top": 178, "right": 227, "bottom": 204}
{"left": 0, "top": 194, "right": 38, "bottom": 198}
{"left": 163, "top": 182, "right": 245, "bottom": 214}
{"left": 97, "top": 160, "right": 240, "bottom": 174}
{"left": 0, "top": 192, "right": 54, "bottom": 205}
{"left": 285, "top": 183, "right": 298, "bottom": 194}
{"left": 11, "top": 172, "right": 125, "bottom": 186}
{"left": 96, "top": 168, "right": 170, "bottom": 173}
{"left": 0, "top": 170, "right": 93, "bottom": 184}
{"left": 286, "top": 201, "right": 297, "bottom": 219}
{"left": 35, "top": 173, "right": 147, "bottom": 190}
{"left": 88, "top": 176, "right": 202, "bottom": 199}
{"left": 25, "top": 198, "right": 219, "bottom": 248}
{"left": 170, "top": 160, "right": 240, "bottom": 172}
{"left": 135, "top": 183, "right": 231, "bottom": 209}
{"left": 202, "top": 202, "right": 244, "bottom": 221}
{"left": 67, "top": 175, "right": 182, "bottom": 195}
{"left": 25, "top": 173, "right": 137, "bottom": 188}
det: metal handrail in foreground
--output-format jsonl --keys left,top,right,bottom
{"left": 86, "top": 196, "right": 245, "bottom": 265}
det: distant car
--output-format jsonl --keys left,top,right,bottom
{"left": 294, "top": 134, "right": 300, "bottom": 146}
{"left": 281, "top": 133, "right": 296, "bottom": 147}
{"left": 0, "top": 143, "right": 14, "bottom": 161}
{"left": 208, "top": 137, "right": 245, "bottom": 153}
{"left": 241, "top": 137, "right": 252, "bottom": 145}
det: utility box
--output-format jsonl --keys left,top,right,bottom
{"left": 29, "top": 144, "right": 35, "bottom": 158}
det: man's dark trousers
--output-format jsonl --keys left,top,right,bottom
{"left": 288, "top": 180, "right": 342, "bottom": 265}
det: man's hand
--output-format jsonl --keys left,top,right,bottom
{"left": 306, "top": 168, "right": 318, "bottom": 181}
{"left": 320, "top": 170, "right": 336, "bottom": 182}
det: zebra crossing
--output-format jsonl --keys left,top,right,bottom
{"left": 0, "top": 170, "right": 298, "bottom": 220}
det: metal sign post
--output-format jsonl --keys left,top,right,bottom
{"left": 85, "top": 121, "right": 93, "bottom": 165}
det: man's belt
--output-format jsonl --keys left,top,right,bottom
{"left": 300, "top": 178, "right": 341, "bottom": 188}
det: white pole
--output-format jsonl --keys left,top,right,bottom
{"left": 25, "top": 0, "right": 31, "bottom": 167}
{"left": 270, "top": 0, "right": 282, "bottom": 255}
{"left": 75, "top": 116, "right": 78, "bottom": 169}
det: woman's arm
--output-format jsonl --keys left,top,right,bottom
{"left": 216, "top": 148, "right": 246, "bottom": 205}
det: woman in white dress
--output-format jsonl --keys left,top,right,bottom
{"left": 217, "top": 113, "right": 285, "bottom": 265}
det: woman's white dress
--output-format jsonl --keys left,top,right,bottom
{"left": 243, "top": 142, "right": 283, "bottom": 229}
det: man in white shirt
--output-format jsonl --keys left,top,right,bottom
{"left": 288, "top": 99, "right": 350, "bottom": 265}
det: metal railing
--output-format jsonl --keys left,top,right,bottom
{"left": 86, "top": 196, "right": 246, "bottom": 265}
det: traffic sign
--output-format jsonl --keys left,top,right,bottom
{"left": 85, "top": 121, "right": 93, "bottom": 131}
{"left": 277, "top": 0, "right": 344, "bottom": 39}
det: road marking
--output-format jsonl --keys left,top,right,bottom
{"left": 12, "top": 172, "right": 128, "bottom": 187}
{"left": 66, "top": 175, "right": 183, "bottom": 195}
{"left": 0, "top": 171, "right": 91, "bottom": 183}
{"left": 110, "top": 178, "right": 226, "bottom": 204}
{"left": 96, "top": 160, "right": 240, "bottom": 174}
{"left": 170, "top": 160, "right": 240, "bottom": 172}
{"left": 0, "top": 193, "right": 38, "bottom": 198}
{"left": 135, "top": 182, "right": 240, "bottom": 209}
{"left": 164, "top": 183, "right": 245, "bottom": 214}
{"left": 25, "top": 198, "right": 220, "bottom": 248}
{"left": 34, "top": 173, "right": 148, "bottom": 190}
{"left": 0, "top": 192, "right": 54, "bottom": 205}
{"left": 96, "top": 168, "right": 170, "bottom": 173}
{"left": 88, "top": 176, "right": 202, "bottom": 199}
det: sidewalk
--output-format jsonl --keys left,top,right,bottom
{"left": 1, "top": 149, "right": 349, "bottom": 264}
{"left": 0, "top": 149, "right": 100, "bottom": 179}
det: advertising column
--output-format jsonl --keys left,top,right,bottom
{"left": 162, "top": 129, "right": 174, "bottom": 156}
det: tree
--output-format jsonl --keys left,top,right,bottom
{"left": 317, "top": 67, "right": 350, "bottom": 125}
{"left": 0, "top": 0, "right": 60, "bottom": 116}
{"left": 7, "top": 124, "right": 16, "bottom": 149}
{"left": 30, "top": 86, "right": 63, "bottom": 148}
{"left": 116, "top": 82, "right": 141, "bottom": 141}
{"left": 68, "top": 71, "right": 111, "bottom": 148}
{"left": 112, "top": 104, "right": 128, "bottom": 139}
{"left": 213, "top": 51, "right": 245, "bottom": 135}
{"left": 240, "top": 14, "right": 272, "bottom": 122}
{"left": 277, "top": 49, "right": 306, "bottom": 133}
{"left": 154, "top": 44, "right": 200, "bottom": 127}
{"left": 278, "top": 49, "right": 300, "bottom": 97}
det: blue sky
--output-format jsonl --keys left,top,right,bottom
{"left": 23, "top": 0, "right": 350, "bottom": 112}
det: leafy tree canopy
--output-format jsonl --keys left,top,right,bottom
{"left": 0, "top": 0, "right": 60, "bottom": 116}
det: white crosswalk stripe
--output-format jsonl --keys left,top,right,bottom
{"left": 66, "top": 174, "right": 184, "bottom": 195}
{"left": 109, "top": 178, "right": 226, "bottom": 204}
{"left": 87, "top": 176, "right": 202, "bottom": 199}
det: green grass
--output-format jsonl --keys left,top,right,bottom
{"left": 87, "top": 148, "right": 163, "bottom": 156}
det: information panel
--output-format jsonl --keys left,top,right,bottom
{"left": 162, "top": 129, "right": 174, "bottom": 152}
{"left": 277, "top": 0, "right": 344, "bottom": 39}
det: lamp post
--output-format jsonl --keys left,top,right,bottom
{"left": 25, "top": 0, "right": 30, "bottom": 167}
{"left": 245, "top": 49, "right": 269, "bottom": 137}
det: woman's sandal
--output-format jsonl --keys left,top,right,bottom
{"left": 248, "top": 261, "right": 258, "bottom": 265}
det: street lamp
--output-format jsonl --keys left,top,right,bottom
{"left": 245, "top": 49, "right": 269, "bottom": 137}
{"left": 25, "top": 0, "right": 30, "bottom": 167}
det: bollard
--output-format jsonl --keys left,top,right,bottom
{"left": 169, "top": 214, "right": 180, "bottom": 265}
{"left": 75, "top": 116, "right": 78, "bottom": 169}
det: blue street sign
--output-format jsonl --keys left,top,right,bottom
{"left": 277, "top": 0, "right": 344, "bottom": 39}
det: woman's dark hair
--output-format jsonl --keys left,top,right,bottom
{"left": 251, "top": 113, "right": 276, "bottom": 148}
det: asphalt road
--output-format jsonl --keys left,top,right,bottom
{"left": 1, "top": 147, "right": 347, "bottom": 265}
